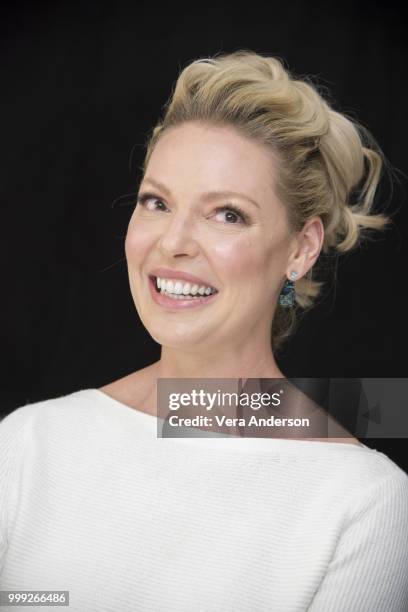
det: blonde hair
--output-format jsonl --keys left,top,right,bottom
{"left": 140, "top": 49, "right": 394, "bottom": 353}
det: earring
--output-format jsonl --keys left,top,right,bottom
{"left": 279, "top": 271, "right": 298, "bottom": 308}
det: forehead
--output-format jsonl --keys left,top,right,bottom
{"left": 145, "top": 122, "right": 278, "bottom": 204}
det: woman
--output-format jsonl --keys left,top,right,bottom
{"left": 1, "top": 50, "right": 407, "bottom": 611}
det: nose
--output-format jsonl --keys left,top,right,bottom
{"left": 158, "top": 211, "right": 200, "bottom": 258}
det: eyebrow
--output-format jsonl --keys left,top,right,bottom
{"left": 140, "top": 177, "right": 261, "bottom": 210}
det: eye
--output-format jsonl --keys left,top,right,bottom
{"left": 213, "top": 205, "right": 249, "bottom": 225}
{"left": 136, "top": 192, "right": 250, "bottom": 225}
{"left": 136, "top": 192, "right": 168, "bottom": 212}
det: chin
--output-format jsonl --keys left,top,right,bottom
{"left": 145, "top": 322, "right": 214, "bottom": 351}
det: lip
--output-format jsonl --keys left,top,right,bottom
{"left": 148, "top": 267, "right": 218, "bottom": 290}
{"left": 148, "top": 275, "right": 218, "bottom": 310}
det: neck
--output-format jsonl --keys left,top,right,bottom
{"left": 155, "top": 343, "right": 285, "bottom": 380}
{"left": 151, "top": 347, "right": 285, "bottom": 437}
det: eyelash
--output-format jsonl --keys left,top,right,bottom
{"left": 135, "top": 192, "right": 250, "bottom": 225}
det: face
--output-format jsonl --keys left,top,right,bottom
{"left": 125, "top": 121, "right": 295, "bottom": 351}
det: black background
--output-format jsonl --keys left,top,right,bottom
{"left": 2, "top": 1, "right": 407, "bottom": 470}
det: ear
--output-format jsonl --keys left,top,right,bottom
{"left": 287, "top": 216, "right": 324, "bottom": 277}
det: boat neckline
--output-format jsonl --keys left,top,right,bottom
{"left": 80, "top": 388, "right": 371, "bottom": 452}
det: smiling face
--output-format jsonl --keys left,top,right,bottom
{"left": 125, "top": 121, "right": 296, "bottom": 352}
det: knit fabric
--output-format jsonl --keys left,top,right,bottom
{"left": 0, "top": 388, "right": 407, "bottom": 611}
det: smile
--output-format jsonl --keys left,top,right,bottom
{"left": 148, "top": 276, "right": 219, "bottom": 310}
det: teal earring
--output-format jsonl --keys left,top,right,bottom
{"left": 279, "top": 271, "right": 298, "bottom": 308}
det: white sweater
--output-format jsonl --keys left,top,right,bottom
{"left": 0, "top": 388, "right": 407, "bottom": 612}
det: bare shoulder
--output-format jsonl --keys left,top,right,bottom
{"left": 98, "top": 364, "right": 156, "bottom": 411}
{"left": 333, "top": 437, "right": 363, "bottom": 446}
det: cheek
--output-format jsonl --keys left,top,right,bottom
{"left": 125, "top": 218, "right": 155, "bottom": 262}
{"left": 209, "top": 235, "right": 261, "bottom": 278}
{"left": 210, "top": 232, "right": 289, "bottom": 297}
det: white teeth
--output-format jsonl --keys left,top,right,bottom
{"left": 159, "top": 290, "right": 195, "bottom": 300}
{"left": 160, "top": 290, "right": 183, "bottom": 299}
{"left": 155, "top": 277, "right": 216, "bottom": 297}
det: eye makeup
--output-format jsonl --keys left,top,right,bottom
{"left": 136, "top": 191, "right": 251, "bottom": 225}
